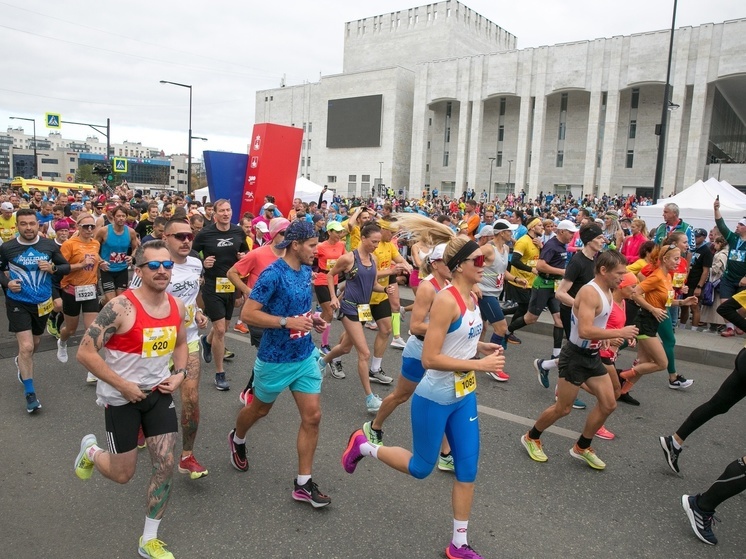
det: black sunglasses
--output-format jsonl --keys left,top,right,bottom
{"left": 168, "top": 232, "right": 194, "bottom": 242}
{"left": 139, "top": 260, "right": 175, "bottom": 270}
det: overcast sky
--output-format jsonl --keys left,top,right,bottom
{"left": 1, "top": 0, "right": 743, "bottom": 157}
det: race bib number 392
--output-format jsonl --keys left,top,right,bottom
{"left": 141, "top": 326, "right": 177, "bottom": 358}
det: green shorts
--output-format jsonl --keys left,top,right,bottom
{"left": 253, "top": 350, "right": 322, "bottom": 403}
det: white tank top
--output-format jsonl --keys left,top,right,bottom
{"left": 569, "top": 280, "right": 611, "bottom": 350}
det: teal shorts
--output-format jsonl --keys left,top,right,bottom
{"left": 253, "top": 349, "right": 323, "bottom": 403}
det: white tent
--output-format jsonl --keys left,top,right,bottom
{"left": 636, "top": 178, "right": 746, "bottom": 233}
{"left": 294, "top": 176, "right": 333, "bottom": 205}
{"left": 192, "top": 186, "right": 210, "bottom": 203}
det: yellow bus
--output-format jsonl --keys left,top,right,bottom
{"left": 10, "top": 177, "right": 97, "bottom": 196}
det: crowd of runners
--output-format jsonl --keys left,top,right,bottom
{"left": 1, "top": 183, "right": 744, "bottom": 558}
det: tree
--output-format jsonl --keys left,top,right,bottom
{"left": 76, "top": 164, "right": 96, "bottom": 184}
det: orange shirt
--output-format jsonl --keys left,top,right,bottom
{"left": 314, "top": 240, "right": 346, "bottom": 286}
{"left": 60, "top": 236, "right": 101, "bottom": 289}
{"left": 466, "top": 213, "right": 480, "bottom": 240}
{"left": 639, "top": 267, "right": 674, "bottom": 309}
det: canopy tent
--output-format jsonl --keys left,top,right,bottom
{"left": 636, "top": 178, "right": 746, "bottom": 233}
{"left": 294, "top": 176, "right": 333, "bottom": 205}
{"left": 192, "top": 186, "right": 210, "bottom": 203}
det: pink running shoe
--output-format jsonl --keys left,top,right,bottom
{"left": 486, "top": 370, "right": 510, "bottom": 382}
{"left": 341, "top": 429, "right": 367, "bottom": 474}
{"left": 446, "top": 543, "right": 484, "bottom": 559}
{"left": 595, "top": 425, "right": 615, "bottom": 440}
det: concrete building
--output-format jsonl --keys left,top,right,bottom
{"left": 257, "top": 1, "right": 746, "bottom": 199}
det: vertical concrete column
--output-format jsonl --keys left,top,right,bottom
{"left": 514, "top": 50, "right": 534, "bottom": 196}
{"left": 598, "top": 37, "right": 624, "bottom": 195}
{"left": 664, "top": 28, "right": 694, "bottom": 193}
{"left": 527, "top": 49, "right": 548, "bottom": 199}
{"left": 466, "top": 98, "right": 484, "bottom": 194}
{"left": 582, "top": 41, "right": 605, "bottom": 194}
{"left": 454, "top": 59, "right": 474, "bottom": 195}
{"left": 409, "top": 65, "right": 431, "bottom": 192}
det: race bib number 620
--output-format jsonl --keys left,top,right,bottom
{"left": 141, "top": 327, "right": 177, "bottom": 358}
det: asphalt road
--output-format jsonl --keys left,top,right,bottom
{"left": 2, "top": 320, "right": 744, "bottom": 559}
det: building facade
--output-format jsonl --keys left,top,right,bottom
{"left": 257, "top": 1, "right": 746, "bottom": 199}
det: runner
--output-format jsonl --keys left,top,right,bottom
{"left": 46, "top": 219, "right": 71, "bottom": 338}
{"left": 520, "top": 250, "right": 638, "bottom": 470}
{"left": 95, "top": 205, "right": 140, "bottom": 303}
{"left": 73, "top": 240, "right": 187, "bottom": 559}
{"left": 192, "top": 199, "right": 248, "bottom": 391}
{"left": 228, "top": 221, "right": 331, "bottom": 508}
{"left": 314, "top": 220, "right": 347, "bottom": 354}
{"left": 504, "top": 217, "right": 543, "bottom": 344}
{"left": 0, "top": 209, "right": 70, "bottom": 413}
{"left": 341, "top": 224, "right": 504, "bottom": 559}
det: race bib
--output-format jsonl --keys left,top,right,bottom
{"left": 672, "top": 273, "right": 687, "bottom": 288}
{"left": 75, "top": 284, "right": 97, "bottom": 301}
{"left": 215, "top": 277, "right": 235, "bottom": 293}
{"left": 454, "top": 370, "right": 477, "bottom": 398}
{"left": 326, "top": 259, "right": 337, "bottom": 271}
{"left": 141, "top": 326, "right": 177, "bottom": 358}
{"left": 37, "top": 298, "right": 53, "bottom": 317}
{"left": 666, "top": 289, "right": 675, "bottom": 307}
{"left": 357, "top": 303, "right": 373, "bottom": 322}
{"left": 553, "top": 279, "right": 560, "bottom": 292}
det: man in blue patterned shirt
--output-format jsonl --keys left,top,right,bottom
{"left": 228, "top": 220, "right": 331, "bottom": 507}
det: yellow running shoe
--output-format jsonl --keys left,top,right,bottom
{"left": 570, "top": 445, "right": 606, "bottom": 470}
{"left": 138, "top": 537, "right": 175, "bottom": 559}
{"left": 521, "top": 433, "right": 548, "bottom": 462}
{"left": 74, "top": 434, "right": 98, "bottom": 480}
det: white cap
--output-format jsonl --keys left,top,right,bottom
{"left": 255, "top": 221, "right": 269, "bottom": 233}
{"left": 0, "top": 202, "right": 13, "bottom": 212}
{"left": 429, "top": 243, "right": 448, "bottom": 261}
{"left": 493, "top": 218, "right": 518, "bottom": 231}
{"left": 475, "top": 226, "right": 494, "bottom": 238}
{"left": 556, "top": 219, "right": 579, "bottom": 232}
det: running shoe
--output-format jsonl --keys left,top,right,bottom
{"left": 437, "top": 453, "right": 455, "bottom": 472}
{"left": 390, "top": 336, "right": 407, "bottom": 349}
{"left": 364, "top": 321, "right": 378, "bottom": 330}
{"left": 669, "top": 375, "right": 694, "bottom": 389}
{"left": 486, "top": 370, "right": 509, "bottom": 382}
{"left": 681, "top": 494, "right": 718, "bottom": 545}
{"left": 46, "top": 316, "right": 59, "bottom": 338}
{"left": 15, "top": 356, "right": 21, "bottom": 384}
{"left": 86, "top": 372, "right": 98, "bottom": 384}
{"left": 317, "top": 356, "right": 327, "bottom": 374}
{"left": 659, "top": 435, "right": 682, "bottom": 473}
{"left": 215, "top": 372, "right": 230, "bottom": 391}
{"left": 554, "top": 385, "right": 586, "bottom": 409}
{"left": 595, "top": 425, "right": 615, "bottom": 440}
{"left": 74, "top": 434, "right": 98, "bottom": 480}
{"left": 369, "top": 369, "right": 393, "bottom": 385}
{"left": 228, "top": 428, "right": 248, "bottom": 472}
{"left": 331, "top": 361, "right": 346, "bottom": 379}
{"left": 26, "top": 392, "right": 41, "bottom": 414}
{"left": 720, "top": 327, "right": 735, "bottom": 337}
{"left": 534, "top": 358, "right": 550, "bottom": 388}
{"left": 366, "top": 393, "right": 382, "bottom": 413}
{"left": 570, "top": 444, "right": 606, "bottom": 470}
{"left": 233, "top": 322, "right": 249, "bottom": 334}
{"left": 521, "top": 433, "right": 548, "bottom": 462}
{"left": 292, "top": 478, "right": 331, "bottom": 508}
{"left": 178, "top": 454, "right": 209, "bottom": 480}
{"left": 199, "top": 335, "right": 212, "bottom": 363}
{"left": 56, "top": 338, "right": 68, "bottom": 363}
{"left": 224, "top": 348, "right": 235, "bottom": 360}
{"left": 362, "top": 421, "right": 383, "bottom": 446}
{"left": 617, "top": 392, "right": 640, "bottom": 406}
{"left": 239, "top": 387, "right": 254, "bottom": 406}
{"left": 446, "top": 543, "right": 484, "bottom": 559}
{"left": 137, "top": 426, "right": 146, "bottom": 449}
{"left": 320, "top": 344, "right": 332, "bottom": 355}
{"left": 341, "top": 429, "right": 367, "bottom": 473}
{"left": 138, "top": 537, "right": 175, "bottom": 559}
{"left": 506, "top": 333, "right": 522, "bottom": 344}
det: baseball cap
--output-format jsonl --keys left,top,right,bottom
{"left": 493, "top": 218, "right": 518, "bottom": 231}
{"left": 326, "top": 220, "right": 344, "bottom": 232}
{"left": 262, "top": 203, "right": 276, "bottom": 212}
{"left": 70, "top": 203, "right": 84, "bottom": 211}
{"left": 0, "top": 202, "right": 13, "bottom": 211}
{"left": 276, "top": 220, "right": 316, "bottom": 249}
{"left": 556, "top": 219, "right": 578, "bottom": 232}
{"left": 694, "top": 228, "right": 708, "bottom": 237}
{"left": 311, "top": 213, "right": 324, "bottom": 223}
{"left": 269, "top": 217, "right": 290, "bottom": 240}
{"left": 475, "top": 226, "right": 494, "bottom": 239}
{"left": 738, "top": 218, "right": 746, "bottom": 227}
{"left": 429, "top": 243, "right": 448, "bottom": 262}
{"left": 255, "top": 221, "right": 269, "bottom": 234}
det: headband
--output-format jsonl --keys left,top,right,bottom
{"left": 447, "top": 240, "right": 480, "bottom": 272}
{"left": 527, "top": 218, "right": 541, "bottom": 229}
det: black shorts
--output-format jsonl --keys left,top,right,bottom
{"left": 60, "top": 289, "right": 100, "bottom": 317}
{"left": 202, "top": 289, "right": 235, "bottom": 322}
{"left": 558, "top": 342, "right": 607, "bottom": 386}
{"left": 506, "top": 282, "right": 531, "bottom": 306}
{"left": 314, "top": 284, "right": 332, "bottom": 304}
{"left": 100, "top": 269, "right": 129, "bottom": 292}
{"left": 528, "top": 288, "right": 560, "bottom": 316}
{"left": 371, "top": 299, "right": 392, "bottom": 322}
{"left": 104, "top": 390, "right": 178, "bottom": 454}
{"left": 6, "top": 299, "right": 49, "bottom": 336}
{"left": 248, "top": 325, "right": 264, "bottom": 347}
{"left": 51, "top": 285, "right": 61, "bottom": 301}
{"left": 634, "top": 308, "right": 660, "bottom": 338}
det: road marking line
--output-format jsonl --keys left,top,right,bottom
{"left": 477, "top": 405, "right": 580, "bottom": 439}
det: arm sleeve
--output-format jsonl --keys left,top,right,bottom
{"left": 52, "top": 243, "right": 71, "bottom": 275}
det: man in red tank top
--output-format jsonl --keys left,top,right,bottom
{"left": 73, "top": 240, "right": 188, "bottom": 559}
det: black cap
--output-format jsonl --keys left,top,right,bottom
{"left": 694, "top": 228, "right": 708, "bottom": 237}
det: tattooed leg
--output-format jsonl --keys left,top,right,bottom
{"left": 146, "top": 432, "right": 177, "bottom": 520}
{"left": 180, "top": 352, "right": 201, "bottom": 454}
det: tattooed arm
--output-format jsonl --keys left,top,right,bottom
{"left": 77, "top": 296, "right": 146, "bottom": 403}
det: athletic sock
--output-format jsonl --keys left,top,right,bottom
{"left": 452, "top": 519, "right": 469, "bottom": 548}
{"left": 544, "top": 358, "right": 559, "bottom": 371}
{"left": 370, "top": 357, "right": 382, "bottom": 372}
{"left": 296, "top": 474, "right": 312, "bottom": 486}
{"left": 22, "top": 378, "right": 35, "bottom": 395}
{"left": 392, "top": 313, "right": 401, "bottom": 338}
{"left": 671, "top": 437, "right": 682, "bottom": 450}
{"left": 86, "top": 444, "right": 103, "bottom": 462}
{"left": 142, "top": 516, "right": 161, "bottom": 544}
{"left": 359, "top": 441, "right": 379, "bottom": 459}
{"left": 528, "top": 426, "right": 543, "bottom": 440}
{"left": 697, "top": 457, "right": 746, "bottom": 511}
{"left": 233, "top": 432, "right": 246, "bottom": 445}
{"left": 321, "top": 324, "right": 330, "bottom": 346}
{"left": 490, "top": 332, "right": 507, "bottom": 349}
{"left": 552, "top": 327, "right": 564, "bottom": 355}
{"left": 576, "top": 435, "right": 593, "bottom": 450}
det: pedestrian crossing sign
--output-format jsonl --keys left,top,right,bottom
{"left": 45, "top": 113, "right": 61, "bottom": 129}
{"left": 113, "top": 157, "right": 128, "bottom": 173}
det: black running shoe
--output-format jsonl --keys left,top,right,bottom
{"left": 618, "top": 392, "right": 640, "bottom": 406}
{"left": 682, "top": 494, "right": 718, "bottom": 545}
{"left": 228, "top": 428, "right": 248, "bottom": 471}
{"left": 292, "top": 478, "right": 331, "bottom": 508}
{"left": 659, "top": 435, "right": 682, "bottom": 473}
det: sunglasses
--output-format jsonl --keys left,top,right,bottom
{"left": 79, "top": 224, "right": 96, "bottom": 230}
{"left": 139, "top": 260, "right": 175, "bottom": 270}
{"left": 465, "top": 254, "right": 485, "bottom": 267}
{"left": 168, "top": 232, "right": 194, "bottom": 242}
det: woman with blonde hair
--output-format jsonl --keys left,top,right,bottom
{"left": 621, "top": 219, "right": 648, "bottom": 264}
{"left": 699, "top": 236, "right": 728, "bottom": 331}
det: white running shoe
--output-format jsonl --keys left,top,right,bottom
{"left": 369, "top": 369, "right": 393, "bottom": 384}
{"left": 390, "top": 336, "right": 407, "bottom": 349}
{"left": 366, "top": 393, "right": 382, "bottom": 413}
{"left": 86, "top": 372, "right": 98, "bottom": 384}
{"left": 56, "top": 339, "right": 68, "bottom": 363}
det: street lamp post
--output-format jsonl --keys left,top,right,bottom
{"left": 378, "top": 161, "right": 383, "bottom": 196}
{"left": 507, "top": 159, "right": 513, "bottom": 194}
{"left": 161, "top": 80, "right": 193, "bottom": 194}
{"left": 488, "top": 157, "right": 496, "bottom": 201}
{"left": 10, "top": 116, "right": 37, "bottom": 178}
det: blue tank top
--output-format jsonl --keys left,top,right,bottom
{"left": 340, "top": 250, "right": 377, "bottom": 317}
{"left": 101, "top": 224, "right": 131, "bottom": 272}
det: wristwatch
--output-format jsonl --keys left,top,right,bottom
{"left": 173, "top": 368, "right": 188, "bottom": 379}
{"left": 279, "top": 317, "right": 288, "bottom": 328}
